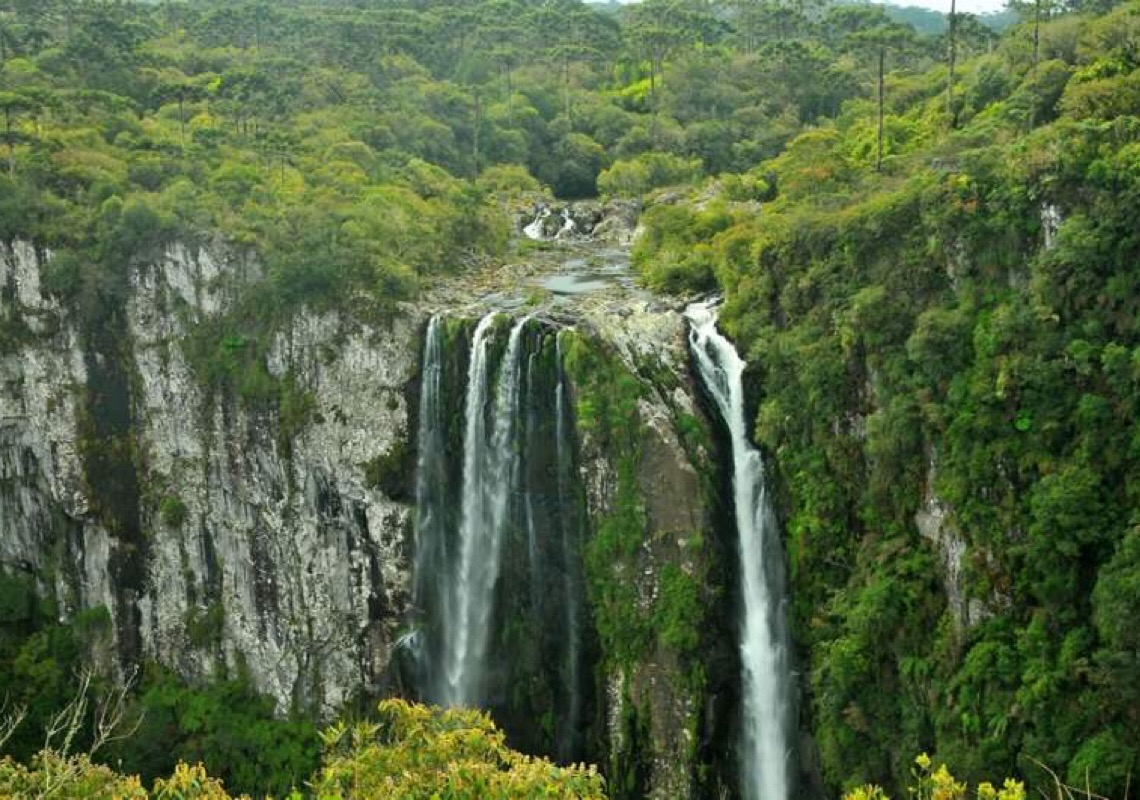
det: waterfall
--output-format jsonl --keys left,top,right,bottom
{"left": 411, "top": 312, "right": 590, "bottom": 761}
{"left": 524, "top": 350, "right": 542, "bottom": 599}
{"left": 410, "top": 315, "right": 446, "bottom": 671}
{"left": 555, "top": 210, "right": 578, "bottom": 240}
{"left": 524, "top": 206, "right": 551, "bottom": 240}
{"left": 438, "top": 313, "right": 528, "bottom": 707}
{"left": 686, "top": 299, "right": 793, "bottom": 800}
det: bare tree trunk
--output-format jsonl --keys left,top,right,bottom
{"left": 472, "top": 92, "right": 481, "bottom": 177}
{"left": 1033, "top": 0, "right": 1041, "bottom": 72}
{"left": 178, "top": 90, "right": 186, "bottom": 154}
{"left": 564, "top": 55, "right": 573, "bottom": 130}
{"left": 947, "top": 0, "right": 957, "bottom": 127}
{"left": 4, "top": 108, "right": 13, "bottom": 176}
{"left": 877, "top": 46, "right": 885, "bottom": 172}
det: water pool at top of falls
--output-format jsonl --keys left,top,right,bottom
{"left": 534, "top": 250, "right": 638, "bottom": 297}
{"left": 422, "top": 241, "right": 656, "bottom": 321}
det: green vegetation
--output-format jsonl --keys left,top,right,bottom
{"left": 362, "top": 438, "right": 414, "bottom": 501}
{"left": 844, "top": 753, "right": 1026, "bottom": 800}
{"left": 563, "top": 331, "right": 714, "bottom": 793}
{"left": 312, "top": 700, "right": 606, "bottom": 798}
{"left": 0, "top": 574, "right": 315, "bottom": 797}
{"left": 182, "top": 601, "right": 224, "bottom": 648}
{"left": 630, "top": 1, "right": 1140, "bottom": 796}
{"left": 654, "top": 562, "right": 702, "bottom": 655}
{"left": 562, "top": 332, "right": 651, "bottom": 668}
{"left": 3, "top": 0, "right": 1140, "bottom": 795}
{"left": 0, "top": 570, "right": 92, "bottom": 762}
{"left": 0, "top": 700, "right": 604, "bottom": 799}
{"left": 597, "top": 152, "right": 702, "bottom": 198}
{"left": 111, "top": 668, "right": 319, "bottom": 797}
{"left": 158, "top": 495, "right": 188, "bottom": 528}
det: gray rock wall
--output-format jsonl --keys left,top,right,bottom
{"left": 1, "top": 235, "right": 732, "bottom": 800}
{"left": 0, "top": 240, "right": 421, "bottom": 714}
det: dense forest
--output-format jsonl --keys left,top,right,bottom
{"left": 2, "top": 0, "right": 1139, "bottom": 796}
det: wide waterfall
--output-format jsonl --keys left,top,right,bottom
{"left": 411, "top": 312, "right": 589, "bottom": 759}
{"left": 686, "top": 299, "right": 793, "bottom": 800}
{"left": 437, "top": 313, "right": 525, "bottom": 704}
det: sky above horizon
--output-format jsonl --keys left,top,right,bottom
{"left": 884, "top": 0, "right": 1009, "bottom": 14}
{"left": 606, "top": 0, "right": 1011, "bottom": 17}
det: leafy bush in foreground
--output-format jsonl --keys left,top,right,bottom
{"left": 0, "top": 700, "right": 606, "bottom": 799}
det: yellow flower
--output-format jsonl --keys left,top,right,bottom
{"left": 930, "top": 764, "right": 966, "bottom": 800}
{"left": 915, "top": 753, "right": 933, "bottom": 771}
{"left": 998, "top": 778, "right": 1026, "bottom": 800}
{"left": 843, "top": 785, "right": 890, "bottom": 800}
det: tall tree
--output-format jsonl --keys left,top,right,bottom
{"left": 846, "top": 21, "right": 915, "bottom": 171}
{"left": 0, "top": 90, "right": 38, "bottom": 175}
{"left": 624, "top": 0, "right": 723, "bottom": 102}
{"left": 536, "top": 0, "right": 618, "bottom": 129}
{"left": 947, "top": 0, "right": 958, "bottom": 126}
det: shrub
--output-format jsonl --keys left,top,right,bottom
{"left": 311, "top": 699, "right": 607, "bottom": 799}
{"left": 842, "top": 755, "right": 1025, "bottom": 800}
{"left": 597, "top": 152, "right": 703, "bottom": 197}
{"left": 159, "top": 496, "right": 189, "bottom": 528}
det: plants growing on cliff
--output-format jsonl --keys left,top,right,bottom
{"left": 2, "top": 0, "right": 1140, "bottom": 796}
{"left": 563, "top": 334, "right": 652, "bottom": 667}
{"left": 158, "top": 496, "right": 189, "bottom": 529}
{"left": 630, "top": 3, "right": 1140, "bottom": 795}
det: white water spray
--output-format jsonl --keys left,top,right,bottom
{"left": 555, "top": 209, "right": 578, "bottom": 240}
{"left": 524, "top": 207, "right": 552, "bottom": 240}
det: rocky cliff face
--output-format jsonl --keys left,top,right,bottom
{"left": 1, "top": 229, "right": 733, "bottom": 796}
{"left": 1, "top": 240, "right": 421, "bottom": 715}
{"left": 573, "top": 301, "right": 724, "bottom": 800}
{"left": 0, "top": 242, "right": 105, "bottom": 623}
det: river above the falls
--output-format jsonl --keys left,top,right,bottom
{"left": 534, "top": 249, "right": 638, "bottom": 297}
{"left": 423, "top": 240, "right": 655, "bottom": 319}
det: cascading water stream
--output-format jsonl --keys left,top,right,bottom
{"left": 410, "top": 311, "right": 590, "bottom": 762}
{"left": 524, "top": 207, "right": 551, "bottom": 240}
{"left": 524, "top": 350, "right": 542, "bottom": 598}
{"left": 441, "top": 313, "right": 529, "bottom": 707}
{"left": 556, "top": 210, "right": 578, "bottom": 239}
{"left": 686, "top": 299, "right": 793, "bottom": 800}
{"left": 410, "top": 315, "right": 446, "bottom": 667}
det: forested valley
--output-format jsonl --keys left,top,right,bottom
{"left": 1, "top": 0, "right": 1139, "bottom": 797}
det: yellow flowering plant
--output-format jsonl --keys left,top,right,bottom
{"left": 841, "top": 755, "right": 1026, "bottom": 800}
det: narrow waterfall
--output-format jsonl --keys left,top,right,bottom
{"left": 686, "top": 300, "right": 793, "bottom": 800}
{"left": 411, "top": 313, "right": 589, "bottom": 758}
{"left": 556, "top": 210, "right": 578, "bottom": 240}
{"left": 410, "top": 315, "right": 446, "bottom": 668}
{"left": 524, "top": 207, "right": 551, "bottom": 240}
